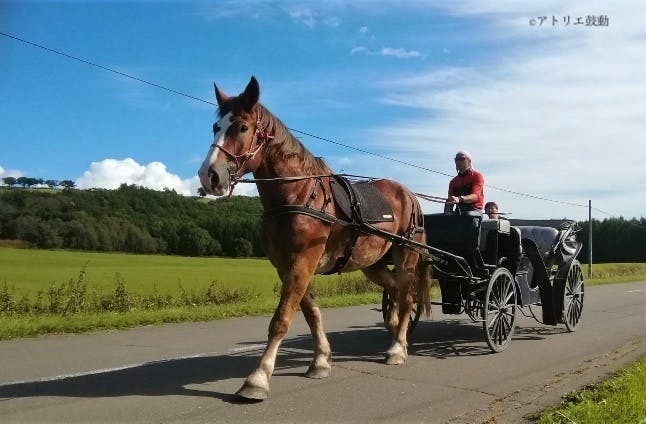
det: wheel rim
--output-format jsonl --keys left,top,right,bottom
{"left": 564, "top": 263, "right": 584, "bottom": 331}
{"left": 483, "top": 269, "right": 516, "bottom": 352}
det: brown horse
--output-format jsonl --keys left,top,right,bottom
{"left": 198, "top": 76, "right": 431, "bottom": 400}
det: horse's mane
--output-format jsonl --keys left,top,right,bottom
{"left": 217, "top": 98, "right": 331, "bottom": 175}
{"left": 258, "top": 104, "right": 332, "bottom": 175}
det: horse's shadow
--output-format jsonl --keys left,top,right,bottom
{"left": 0, "top": 318, "right": 549, "bottom": 402}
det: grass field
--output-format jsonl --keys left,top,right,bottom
{"left": 1, "top": 247, "right": 645, "bottom": 341}
{"left": 2, "top": 247, "right": 644, "bottom": 297}
{"left": 0, "top": 247, "right": 282, "bottom": 300}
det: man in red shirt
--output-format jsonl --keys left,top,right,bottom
{"left": 444, "top": 150, "right": 485, "bottom": 216}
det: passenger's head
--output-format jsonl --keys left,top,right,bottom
{"left": 454, "top": 150, "right": 472, "bottom": 173}
{"left": 485, "top": 201, "right": 499, "bottom": 219}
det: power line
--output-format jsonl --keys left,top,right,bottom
{"left": 0, "top": 31, "right": 215, "bottom": 106}
{"left": 0, "top": 31, "right": 605, "bottom": 211}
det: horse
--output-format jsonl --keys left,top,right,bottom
{"left": 198, "top": 76, "right": 432, "bottom": 401}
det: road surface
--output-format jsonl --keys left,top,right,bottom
{"left": 1, "top": 281, "right": 644, "bottom": 423}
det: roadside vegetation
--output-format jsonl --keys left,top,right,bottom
{"left": 0, "top": 246, "right": 644, "bottom": 340}
{"left": 0, "top": 247, "right": 385, "bottom": 340}
{"left": 532, "top": 357, "right": 646, "bottom": 423}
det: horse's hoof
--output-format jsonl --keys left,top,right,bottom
{"left": 305, "top": 364, "right": 331, "bottom": 379}
{"left": 385, "top": 344, "right": 407, "bottom": 365}
{"left": 385, "top": 353, "right": 407, "bottom": 365}
{"left": 235, "top": 383, "right": 269, "bottom": 401}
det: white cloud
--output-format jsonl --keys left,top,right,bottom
{"left": 74, "top": 158, "right": 258, "bottom": 198}
{"left": 286, "top": 5, "right": 340, "bottom": 28}
{"left": 75, "top": 158, "right": 194, "bottom": 194}
{"left": 0, "top": 165, "right": 24, "bottom": 180}
{"left": 351, "top": 46, "right": 422, "bottom": 59}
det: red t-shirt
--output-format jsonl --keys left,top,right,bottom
{"left": 448, "top": 168, "right": 485, "bottom": 210}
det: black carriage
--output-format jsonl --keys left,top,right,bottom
{"left": 382, "top": 214, "right": 585, "bottom": 352}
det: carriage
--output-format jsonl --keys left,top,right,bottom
{"left": 382, "top": 214, "right": 585, "bottom": 352}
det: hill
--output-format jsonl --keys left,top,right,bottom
{"left": 0, "top": 185, "right": 263, "bottom": 257}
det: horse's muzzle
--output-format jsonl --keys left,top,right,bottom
{"left": 198, "top": 164, "right": 229, "bottom": 196}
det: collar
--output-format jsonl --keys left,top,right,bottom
{"left": 457, "top": 167, "right": 473, "bottom": 176}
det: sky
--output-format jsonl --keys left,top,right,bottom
{"left": 1, "top": 0, "right": 645, "bottom": 221}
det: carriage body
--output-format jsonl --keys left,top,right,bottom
{"left": 409, "top": 214, "right": 585, "bottom": 352}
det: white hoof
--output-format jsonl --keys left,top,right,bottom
{"left": 385, "top": 343, "right": 407, "bottom": 365}
{"left": 236, "top": 369, "right": 269, "bottom": 401}
{"left": 305, "top": 354, "right": 332, "bottom": 379}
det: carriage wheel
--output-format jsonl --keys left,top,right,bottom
{"left": 381, "top": 290, "right": 421, "bottom": 336}
{"left": 563, "top": 260, "right": 584, "bottom": 332}
{"left": 483, "top": 268, "right": 517, "bottom": 353}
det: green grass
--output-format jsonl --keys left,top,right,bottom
{"left": 0, "top": 247, "right": 382, "bottom": 339}
{"left": 532, "top": 357, "right": 646, "bottom": 423}
{"left": 585, "top": 263, "right": 646, "bottom": 285}
{"left": 0, "top": 247, "right": 281, "bottom": 300}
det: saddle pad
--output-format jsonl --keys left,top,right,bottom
{"left": 330, "top": 176, "right": 394, "bottom": 223}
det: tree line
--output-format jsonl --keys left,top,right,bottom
{"left": 2, "top": 177, "right": 76, "bottom": 189}
{"left": 0, "top": 184, "right": 644, "bottom": 261}
{"left": 0, "top": 184, "right": 263, "bottom": 257}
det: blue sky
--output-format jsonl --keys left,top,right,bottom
{"left": 1, "top": 0, "right": 644, "bottom": 221}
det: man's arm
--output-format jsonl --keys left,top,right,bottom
{"left": 459, "top": 173, "right": 484, "bottom": 205}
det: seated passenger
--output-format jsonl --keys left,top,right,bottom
{"left": 444, "top": 150, "right": 484, "bottom": 217}
{"left": 484, "top": 201, "right": 521, "bottom": 274}
{"left": 485, "top": 201, "right": 499, "bottom": 220}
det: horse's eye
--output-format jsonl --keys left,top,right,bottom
{"left": 240, "top": 125, "right": 249, "bottom": 133}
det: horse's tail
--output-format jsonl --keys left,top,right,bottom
{"left": 416, "top": 254, "right": 433, "bottom": 319}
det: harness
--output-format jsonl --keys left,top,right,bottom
{"left": 263, "top": 175, "right": 426, "bottom": 274}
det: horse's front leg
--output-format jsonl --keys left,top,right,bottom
{"left": 236, "top": 258, "right": 321, "bottom": 401}
{"left": 300, "top": 284, "right": 332, "bottom": 379}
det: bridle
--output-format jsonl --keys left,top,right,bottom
{"left": 211, "top": 109, "right": 274, "bottom": 195}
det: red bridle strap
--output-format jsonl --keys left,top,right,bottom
{"left": 213, "top": 110, "right": 274, "bottom": 196}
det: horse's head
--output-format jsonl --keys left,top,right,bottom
{"left": 198, "top": 76, "right": 271, "bottom": 196}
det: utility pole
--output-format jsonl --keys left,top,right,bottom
{"left": 588, "top": 200, "right": 592, "bottom": 278}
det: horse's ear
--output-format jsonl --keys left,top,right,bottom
{"left": 240, "top": 76, "right": 260, "bottom": 112}
{"left": 214, "top": 83, "right": 228, "bottom": 106}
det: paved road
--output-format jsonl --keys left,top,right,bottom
{"left": 1, "top": 281, "right": 644, "bottom": 423}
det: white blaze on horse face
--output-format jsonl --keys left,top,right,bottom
{"left": 198, "top": 112, "right": 234, "bottom": 193}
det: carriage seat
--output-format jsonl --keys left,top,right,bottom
{"left": 515, "top": 226, "right": 559, "bottom": 260}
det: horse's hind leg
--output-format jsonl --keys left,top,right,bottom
{"left": 385, "top": 248, "right": 418, "bottom": 365}
{"left": 362, "top": 263, "right": 399, "bottom": 334}
{"left": 300, "top": 284, "right": 332, "bottom": 379}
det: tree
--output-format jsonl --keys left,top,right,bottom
{"left": 16, "top": 177, "right": 29, "bottom": 187}
{"left": 197, "top": 187, "right": 207, "bottom": 197}
{"left": 2, "top": 177, "right": 16, "bottom": 187}
{"left": 44, "top": 179, "right": 58, "bottom": 188}
{"left": 59, "top": 180, "right": 76, "bottom": 189}
{"left": 229, "top": 237, "right": 253, "bottom": 257}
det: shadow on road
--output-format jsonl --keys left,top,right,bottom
{"left": 0, "top": 317, "right": 554, "bottom": 402}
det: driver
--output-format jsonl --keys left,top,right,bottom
{"left": 444, "top": 150, "right": 485, "bottom": 216}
